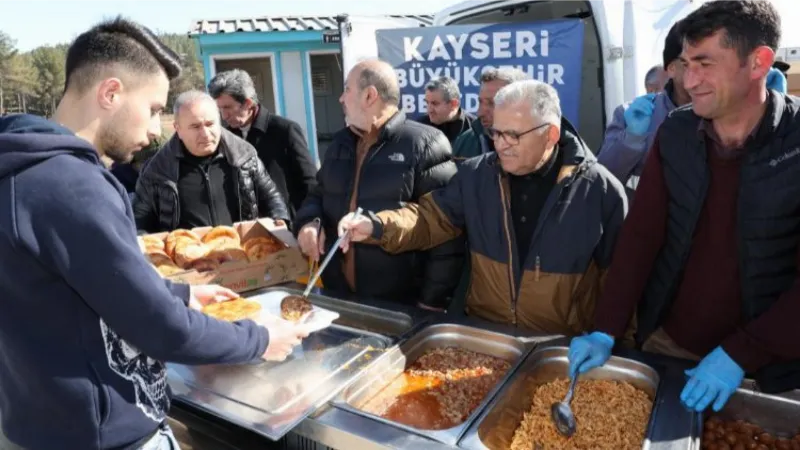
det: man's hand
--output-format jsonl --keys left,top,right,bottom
{"left": 337, "top": 212, "right": 374, "bottom": 253}
{"left": 297, "top": 220, "right": 325, "bottom": 263}
{"left": 189, "top": 284, "right": 239, "bottom": 311}
{"left": 567, "top": 332, "right": 615, "bottom": 378}
{"left": 680, "top": 346, "right": 744, "bottom": 413}
{"left": 623, "top": 93, "right": 656, "bottom": 136}
{"left": 259, "top": 318, "right": 314, "bottom": 362}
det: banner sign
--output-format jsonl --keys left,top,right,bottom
{"left": 376, "top": 19, "right": 585, "bottom": 128}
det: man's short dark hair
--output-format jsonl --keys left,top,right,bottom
{"left": 208, "top": 69, "right": 259, "bottom": 104}
{"left": 679, "top": 0, "right": 781, "bottom": 63}
{"left": 64, "top": 16, "right": 183, "bottom": 94}
{"left": 663, "top": 21, "right": 683, "bottom": 68}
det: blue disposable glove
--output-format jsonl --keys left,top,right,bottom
{"left": 680, "top": 346, "right": 745, "bottom": 413}
{"left": 623, "top": 93, "right": 656, "bottom": 135}
{"left": 568, "top": 331, "right": 615, "bottom": 378}
{"left": 766, "top": 67, "right": 787, "bottom": 93}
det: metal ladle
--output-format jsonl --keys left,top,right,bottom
{"left": 301, "top": 207, "right": 364, "bottom": 299}
{"left": 551, "top": 373, "right": 579, "bottom": 437}
{"left": 290, "top": 208, "right": 363, "bottom": 325}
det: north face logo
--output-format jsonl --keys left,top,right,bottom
{"left": 388, "top": 153, "right": 405, "bottom": 163}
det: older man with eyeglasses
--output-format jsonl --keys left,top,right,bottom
{"left": 335, "top": 80, "right": 628, "bottom": 334}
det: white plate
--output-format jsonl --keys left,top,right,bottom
{"left": 247, "top": 289, "right": 340, "bottom": 333}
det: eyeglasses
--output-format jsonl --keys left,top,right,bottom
{"left": 488, "top": 123, "right": 550, "bottom": 145}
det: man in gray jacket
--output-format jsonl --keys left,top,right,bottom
{"left": 597, "top": 22, "right": 689, "bottom": 198}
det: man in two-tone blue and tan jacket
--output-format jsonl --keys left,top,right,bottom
{"left": 337, "top": 80, "right": 629, "bottom": 336}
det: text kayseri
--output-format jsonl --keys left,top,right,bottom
{"left": 402, "top": 30, "right": 550, "bottom": 62}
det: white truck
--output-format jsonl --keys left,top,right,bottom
{"left": 337, "top": 0, "right": 705, "bottom": 151}
{"left": 338, "top": 1, "right": 800, "bottom": 150}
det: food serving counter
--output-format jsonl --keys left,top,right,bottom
{"left": 167, "top": 285, "right": 800, "bottom": 450}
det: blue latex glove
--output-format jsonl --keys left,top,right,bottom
{"left": 568, "top": 332, "right": 615, "bottom": 378}
{"left": 623, "top": 93, "right": 656, "bottom": 135}
{"left": 680, "top": 346, "right": 745, "bottom": 413}
{"left": 766, "top": 67, "right": 788, "bottom": 93}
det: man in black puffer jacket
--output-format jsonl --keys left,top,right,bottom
{"left": 208, "top": 69, "right": 318, "bottom": 219}
{"left": 134, "top": 90, "right": 289, "bottom": 233}
{"left": 295, "top": 59, "right": 464, "bottom": 311}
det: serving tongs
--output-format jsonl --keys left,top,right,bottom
{"left": 297, "top": 207, "right": 364, "bottom": 322}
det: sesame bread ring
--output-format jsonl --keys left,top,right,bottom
{"left": 243, "top": 236, "right": 285, "bottom": 254}
{"left": 207, "top": 246, "right": 249, "bottom": 265}
{"left": 205, "top": 236, "right": 241, "bottom": 251}
{"left": 201, "top": 226, "right": 241, "bottom": 246}
{"left": 165, "top": 229, "right": 201, "bottom": 258}
{"left": 174, "top": 240, "right": 212, "bottom": 268}
{"left": 141, "top": 235, "right": 166, "bottom": 251}
{"left": 187, "top": 257, "right": 221, "bottom": 272}
{"left": 144, "top": 242, "right": 166, "bottom": 254}
{"left": 244, "top": 241, "right": 275, "bottom": 262}
{"left": 146, "top": 249, "right": 174, "bottom": 267}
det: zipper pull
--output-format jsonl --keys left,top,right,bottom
{"left": 535, "top": 256, "right": 541, "bottom": 281}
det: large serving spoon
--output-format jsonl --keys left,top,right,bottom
{"left": 301, "top": 207, "right": 364, "bottom": 299}
{"left": 551, "top": 373, "right": 579, "bottom": 437}
{"left": 287, "top": 208, "right": 364, "bottom": 325}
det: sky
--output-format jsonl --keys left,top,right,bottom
{"left": 0, "top": 0, "right": 464, "bottom": 51}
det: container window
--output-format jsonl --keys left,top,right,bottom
{"left": 312, "top": 70, "right": 331, "bottom": 95}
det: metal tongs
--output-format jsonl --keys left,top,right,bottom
{"left": 302, "top": 207, "right": 364, "bottom": 299}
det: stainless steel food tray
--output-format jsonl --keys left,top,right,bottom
{"left": 167, "top": 288, "right": 413, "bottom": 441}
{"left": 690, "top": 380, "right": 800, "bottom": 448}
{"left": 331, "top": 323, "right": 533, "bottom": 447}
{"left": 459, "top": 345, "right": 661, "bottom": 450}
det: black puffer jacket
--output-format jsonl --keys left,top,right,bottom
{"left": 134, "top": 129, "right": 290, "bottom": 233}
{"left": 294, "top": 111, "right": 465, "bottom": 308}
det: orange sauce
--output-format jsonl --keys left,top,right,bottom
{"left": 381, "top": 373, "right": 447, "bottom": 429}
{"left": 359, "top": 348, "right": 510, "bottom": 431}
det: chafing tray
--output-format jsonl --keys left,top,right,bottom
{"left": 691, "top": 380, "right": 800, "bottom": 448}
{"left": 331, "top": 323, "right": 532, "bottom": 447}
{"left": 166, "top": 289, "right": 408, "bottom": 441}
{"left": 459, "top": 345, "right": 661, "bottom": 450}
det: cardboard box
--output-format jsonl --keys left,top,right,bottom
{"left": 143, "top": 219, "right": 308, "bottom": 293}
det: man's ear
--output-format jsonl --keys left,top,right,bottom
{"left": 364, "top": 86, "right": 379, "bottom": 107}
{"left": 96, "top": 78, "right": 123, "bottom": 110}
{"left": 751, "top": 46, "right": 776, "bottom": 80}
{"left": 547, "top": 124, "right": 561, "bottom": 147}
